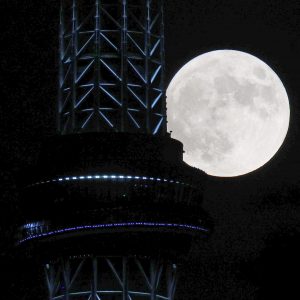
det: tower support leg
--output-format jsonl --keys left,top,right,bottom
{"left": 45, "top": 256, "right": 177, "bottom": 300}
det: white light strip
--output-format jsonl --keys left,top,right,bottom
{"left": 30, "top": 174, "right": 195, "bottom": 188}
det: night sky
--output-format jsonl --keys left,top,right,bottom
{"left": 1, "top": 0, "right": 300, "bottom": 299}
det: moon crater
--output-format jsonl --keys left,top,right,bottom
{"left": 167, "top": 50, "right": 290, "bottom": 177}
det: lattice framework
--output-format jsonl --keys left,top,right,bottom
{"left": 45, "top": 257, "right": 177, "bottom": 300}
{"left": 58, "top": 0, "right": 166, "bottom": 135}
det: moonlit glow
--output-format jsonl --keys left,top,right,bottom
{"left": 167, "top": 50, "right": 290, "bottom": 177}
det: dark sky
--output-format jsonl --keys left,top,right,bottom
{"left": 1, "top": 0, "right": 300, "bottom": 299}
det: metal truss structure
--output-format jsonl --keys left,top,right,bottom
{"left": 45, "top": 256, "right": 176, "bottom": 300}
{"left": 58, "top": 0, "right": 166, "bottom": 135}
{"left": 17, "top": 2, "right": 212, "bottom": 300}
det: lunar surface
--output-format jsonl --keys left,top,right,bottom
{"left": 166, "top": 50, "right": 290, "bottom": 177}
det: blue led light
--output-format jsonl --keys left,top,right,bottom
{"left": 19, "top": 222, "right": 209, "bottom": 244}
{"left": 23, "top": 222, "right": 42, "bottom": 229}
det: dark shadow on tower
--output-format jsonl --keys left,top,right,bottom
{"left": 17, "top": 1, "right": 212, "bottom": 299}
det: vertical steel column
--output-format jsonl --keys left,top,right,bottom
{"left": 122, "top": 257, "right": 129, "bottom": 300}
{"left": 150, "top": 259, "right": 157, "bottom": 300}
{"left": 167, "top": 264, "right": 177, "bottom": 300}
{"left": 46, "top": 264, "right": 62, "bottom": 300}
{"left": 160, "top": 0, "right": 167, "bottom": 134}
{"left": 58, "top": 0, "right": 65, "bottom": 133}
{"left": 94, "top": 0, "right": 101, "bottom": 132}
{"left": 45, "top": 264, "right": 55, "bottom": 300}
{"left": 71, "top": 0, "right": 78, "bottom": 131}
{"left": 145, "top": 0, "right": 151, "bottom": 134}
{"left": 92, "top": 257, "right": 98, "bottom": 300}
{"left": 121, "top": 0, "right": 128, "bottom": 132}
{"left": 63, "top": 260, "right": 71, "bottom": 300}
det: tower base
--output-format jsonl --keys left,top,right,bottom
{"left": 45, "top": 256, "right": 177, "bottom": 300}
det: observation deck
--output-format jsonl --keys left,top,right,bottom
{"left": 17, "top": 132, "right": 212, "bottom": 259}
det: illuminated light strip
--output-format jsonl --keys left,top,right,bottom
{"left": 29, "top": 174, "right": 195, "bottom": 188}
{"left": 19, "top": 222, "right": 209, "bottom": 244}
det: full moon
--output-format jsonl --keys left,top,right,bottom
{"left": 167, "top": 50, "right": 290, "bottom": 177}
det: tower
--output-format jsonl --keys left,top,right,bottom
{"left": 17, "top": 1, "right": 212, "bottom": 299}
{"left": 58, "top": 0, "right": 166, "bottom": 135}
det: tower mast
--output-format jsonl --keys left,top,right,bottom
{"left": 17, "top": 1, "right": 212, "bottom": 300}
{"left": 58, "top": 0, "right": 166, "bottom": 135}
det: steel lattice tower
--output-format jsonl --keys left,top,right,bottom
{"left": 17, "top": 1, "right": 212, "bottom": 300}
{"left": 58, "top": 0, "right": 166, "bottom": 135}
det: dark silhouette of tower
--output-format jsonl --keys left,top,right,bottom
{"left": 17, "top": 1, "right": 212, "bottom": 299}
